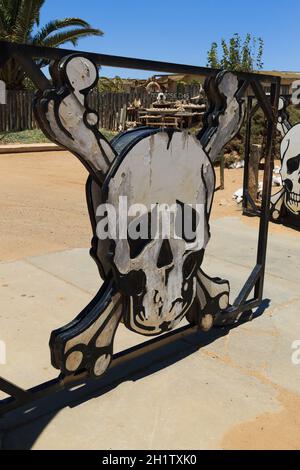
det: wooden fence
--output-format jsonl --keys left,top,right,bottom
{"left": 0, "top": 85, "right": 201, "bottom": 133}
{"left": 0, "top": 90, "right": 39, "bottom": 132}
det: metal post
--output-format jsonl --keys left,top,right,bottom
{"left": 242, "top": 96, "right": 253, "bottom": 213}
{"left": 254, "top": 79, "right": 281, "bottom": 300}
{"left": 220, "top": 150, "right": 225, "bottom": 190}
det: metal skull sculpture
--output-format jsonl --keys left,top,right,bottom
{"left": 106, "top": 131, "right": 213, "bottom": 335}
{"left": 34, "top": 55, "right": 244, "bottom": 377}
{"left": 271, "top": 97, "right": 300, "bottom": 220}
{"left": 281, "top": 125, "right": 300, "bottom": 214}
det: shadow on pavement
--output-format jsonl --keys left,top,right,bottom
{"left": 0, "top": 299, "right": 269, "bottom": 450}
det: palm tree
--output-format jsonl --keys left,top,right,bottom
{"left": 0, "top": 0, "right": 103, "bottom": 89}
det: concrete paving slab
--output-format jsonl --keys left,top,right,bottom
{"left": 202, "top": 255, "right": 299, "bottom": 307}
{"left": 208, "top": 217, "right": 300, "bottom": 284}
{"left": 0, "top": 215, "right": 299, "bottom": 449}
{"left": 27, "top": 248, "right": 100, "bottom": 296}
{"left": 0, "top": 259, "right": 92, "bottom": 391}
{"left": 2, "top": 351, "right": 280, "bottom": 450}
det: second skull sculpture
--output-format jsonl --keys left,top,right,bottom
{"left": 34, "top": 55, "right": 245, "bottom": 377}
{"left": 271, "top": 97, "right": 300, "bottom": 221}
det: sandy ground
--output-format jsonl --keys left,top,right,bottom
{"left": 223, "top": 382, "right": 300, "bottom": 450}
{"left": 0, "top": 150, "right": 297, "bottom": 263}
{"left": 0, "top": 151, "right": 90, "bottom": 262}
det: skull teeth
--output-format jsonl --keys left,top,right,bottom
{"left": 287, "top": 191, "right": 300, "bottom": 203}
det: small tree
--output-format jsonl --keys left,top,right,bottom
{"left": 98, "top": 76, "right": 126, "bottom": 93}
{"left": 206, "top": 42, "right": 219, "bottom": 69}
{"left": 207, "top": 33, "right": 264, "bottom": 72}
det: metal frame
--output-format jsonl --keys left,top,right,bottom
{"left": 242, "top": 95, "right": 269, "bottom": 218}
{"left": 0, "top": 41, "right": 280, "bottom": 421}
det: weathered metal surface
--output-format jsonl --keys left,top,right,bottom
{"left": 199, "top": 72, "right": 245, "bottom": 162}
{"left": 36, "top": 56, "right": 238, "bottom": 374}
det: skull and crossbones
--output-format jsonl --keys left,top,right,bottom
{"left": 279, "top": 125, "right": 300, "bottom": 215}
{"left": 271, "top": 97, "right": 300, "bottom": 219}
{"left": 34, "top": 55, "right": 244, "bottom": 377}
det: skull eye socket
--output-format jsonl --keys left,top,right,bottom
{"left": 127, "top": 212, "right": 153, "bottom": 259}
{"left": 118, "top": 270, "right": 146, "bottom": 296}
{"left": 157, "top": 239, "right": 173, "bottom": 269}
{"left": 287, "top": 154, "right": 300, "bottom": 174}
{"left": 128, "top": 236, "right": 153, "bottom": 259}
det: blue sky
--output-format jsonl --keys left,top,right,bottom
{"left": 40, "top": 0, "right": 300, "bottom": 78}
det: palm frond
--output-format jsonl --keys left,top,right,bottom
{"left": 31, "top": 17, "right": 103, "bottom": 44}
{"left": 0, "top": 0, "right": 20, "bottom": 23}
{"left": 0, "top": 0, "right": 21, "bottom": 34}
{"left": 40, "top": 27, "right": 103, "bottom": 48}
{"left": 0, "top": 10, "right": 7, "bottom": 37}
{"left": 14, "top": 0, "right": 45, "bottom": 43}
{"left": 33, "top": 0, "right": 45, "bottom": 26}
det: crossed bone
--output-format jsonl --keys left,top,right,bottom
{"left": 34, "top": 55, "right": 245, "bottom": 377}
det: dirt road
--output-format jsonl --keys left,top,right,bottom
{"left": 0, "top": 151, "right": 91, "bottom": 261}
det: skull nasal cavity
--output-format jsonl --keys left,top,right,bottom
{"left": 157, "top": 239, "right": 173, "bottom": 269}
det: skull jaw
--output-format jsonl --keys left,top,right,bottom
{"left": 124, "top": 296, "right": 195, "bottom": 336}
{"left": 114, "top": 250, "right": 203, "bottom": 336}
{"left": 122, "top": 277, "right": 197, "bottom": 336}
{"left": 284, "top": 192, "right": 300, "bottom": 215}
